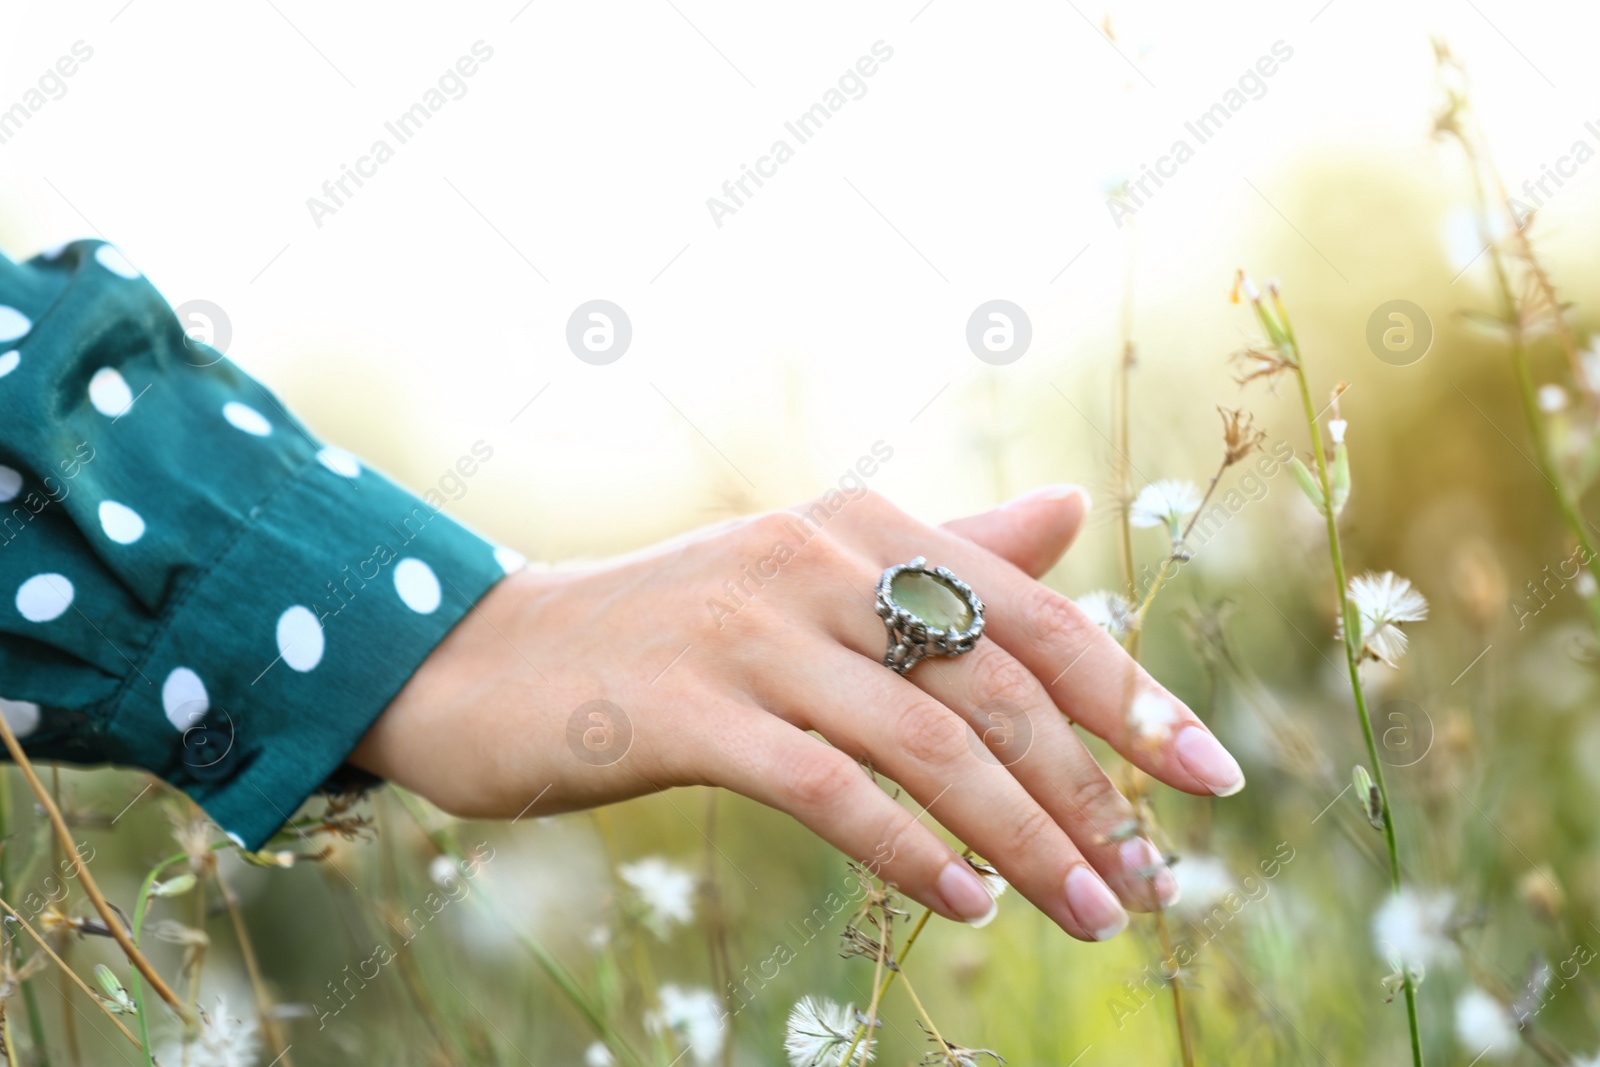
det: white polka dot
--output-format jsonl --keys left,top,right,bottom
{"left": 94, "top": 244, "right": 140, "bottom": 279}
{"left": 88, "top": 367, "right": 134, "bottom": 417}
{"left": 394, "top": 558, "right": 441, "bottom": 614}
{"left": 0, "top": 697, "right": 40, "bottom": 739}
{"left": 16, "top": 574, "right": 72, "bottom": 623}
{"left": 0, "top": 352, "right": 18, "bottom": 378}
{"left": 223, "top": 401, "right": 272, "bottom": 437}
{"left": 98, "top": 500, "right": 146, "bottom": 545}
{"left": 494, "top": 546, "right": 527, "bottom": 574}
{"left": 316, "top": 446, "right": 360, "bottom": 478}
{"left": 0, "top": 307, "right": 30, "bottom": 345}
{"left": 276, "top": 606, "right": 325, "bottom": 672}
{"left": 0, "top": 466, "right": 20, "bottom": 503}
{"left": 161, "top": 668, "right": 208, "bottom": 731}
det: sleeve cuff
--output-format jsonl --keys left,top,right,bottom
{"left": 101, "top": 451, "right": 513, "bottom": 850}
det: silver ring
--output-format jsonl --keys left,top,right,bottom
{"left": 875, "top": 557, "right": 986, "bottom": 676}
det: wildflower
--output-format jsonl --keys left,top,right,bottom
{"left": 646, "top": 985, "right": 724, "bottom": 1067}
{"left": 1371, "top": 888, "right": 1455, "bottom": 970}
{"left": 1454, "top": 988, "right": 1518, "bottom": 1058}
{"left": 784, "top": 996, "right": 871, "bottom": 1067}
{"left": 1346, "top": 572, "right": 1429, "bottom": 667}
{"left": 157, "top": 997, "right": 260, "bottom": 1067}
{"left": 429, "top": 855, "right": 462, "bottom": 889}
{"left": 1329, "top": 418, "right": 1348, "bottom": 444}
{"left": 1074, "top": 590, "right": 1133, "bottom": 638}
{"left": 619, "top": 857, "right": 696, "bottom": 938}
{"left": 1538, "top": 383, "right": 1568, "bottom": 413}
{"left": 585, "top": 1040, "right": 617, "bottom": 1067}
{"left": 966, "top": 857, "right": 1007, "bottom": 901}
{"left": 916, "top": 1022, "right": 1004, "bottom": 1066}
{"left": 1170, "top": 855, "right": 1233, "bottom": 915}
{"left": 1218, "top": 406, "right": 1267, "bottom": 467}
{"left": 1129, "top": 480, "right": 1203, "bottom": 551}
{"left": 1129, "top": 690, "right": 1178, "bottom": 742}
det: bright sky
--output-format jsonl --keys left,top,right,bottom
{"left": 0, "top": 0, "right": 1594, "bottom": 561}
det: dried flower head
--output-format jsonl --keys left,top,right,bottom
{"left": 1346, "top": 572, "right": 1430, "bottom": 667}
{"left": 1372, "top": 888, "right": 1456, "bottom": 970}
{"left": 965, "top": 857, "right": 1008, "bottom": 902}
{"left": 785, "top": 996, "right": 872, "bottom": 1067}
{"left": 1218, "top": 407, "right": 1267, "bottom": 467}
{"left": 916, "top": 1021, "right": 1005, "bottom": 1066}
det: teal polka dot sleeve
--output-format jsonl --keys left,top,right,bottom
{"left": 0, "top": 240, "right": 516, "bottom": 849}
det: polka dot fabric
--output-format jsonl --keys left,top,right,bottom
{"left": 0, "top": 240, "right": 509, "bottom": 849}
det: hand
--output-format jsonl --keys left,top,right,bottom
{"left": 351, "top": 485, "right": 1245, "bottom": 941}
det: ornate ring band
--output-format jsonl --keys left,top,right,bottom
{"left": 875, "top": 557, "right": 985, "bottom": 676}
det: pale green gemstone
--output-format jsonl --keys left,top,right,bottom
{"left": 891, "top": 570, "right": 972, "bottom": 631}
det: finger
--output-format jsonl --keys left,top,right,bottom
{"left": 940, "top": 485, "right": 1091, "bottom": 579}
{"left": 760, "top": 647, "right": 1130, "bottom": 942}
{"left": 864, "top": 497, "right": 1246, "bottom": 798}
{"left": 711, "top": 707, "right": 1002, "bottom": 927}
{"left": 865, "top": 634, "right": 1178, "bottom": 913}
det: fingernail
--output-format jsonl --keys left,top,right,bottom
{"left": 1175, "top": 725, "right": 1246, "bottom": 797}
{"left": 1120, "top": 838, "right": 1180, "bottom": 907}
{"left": 937, "top": 860, "right": 999, "bottom": 928}
{"left": 1066, "top": 865, "right": 1128, "bottom": 941}
{"left": 1004, "top": 484, "right": 1092, "bottom": 511}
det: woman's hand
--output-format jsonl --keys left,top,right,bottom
{"left": 351, "top": 485, "right": 1245, "bottom": 941}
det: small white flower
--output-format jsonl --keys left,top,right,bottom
{"left": 784, "top": 996, "right": 870, "bottom": 1067}
{"left": 1130, "top": 480, "right": 1204, "bottom": 531}
{"left": 1347, "top": 571, "right": 1429, "bottom": 667}
{"left": 619, "top": 857, "right": 696, "bottom": 938}
{"left": 647, "top": 985, "right": 724, "bottom": 1067}
{"left": 429, "top": 855, "right": 460, "bottom": 889}
{"left": 1580, "top": 572, "right": 1598, "bottom": 599}
{"left": 1130, "top": 690, "right": 1178, "bottom": 741}
{"left": 1171, "top": 855, "right": 1233, "bottom": 915}
{"left": 967, "top": 858, "right": 1008, "bottom": 901}
{"left": 1454, "top": 988, "right": 1519, "bottom": 1058}
{"left": 585, "top": 1040, "right": 617, "bottom": 1067}
{"left": 1329, "top": 418, "right": 1348, "bottom": 444}
{"left": 1538, "top": 383, "right": 1569, "bottom": 413}
{"left": 157, "top": 997, "right": 259, "bottom": 1067}
{"left": 1372, "top": 888, "right": 1455, "bottom": 970}
{"left": 1074, "top": 590, "right": 1133, "bottom": 637}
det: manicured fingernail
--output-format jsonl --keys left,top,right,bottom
{"left": 1120, "top": 838, "right": 1180, "bottom": 907}
{"left": 1005, "top": 483, "right": 1092, "bottom": 511}
{"left": 1175, "top": 725, "right": 1246, "bottom": 797}
{"left": 1066, "top": 865, "right": 1128, "bottom": 941}
{"left": 937, "top": 861, "right": 999, "bottom": 927}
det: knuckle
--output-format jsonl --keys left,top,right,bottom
{"left": 968, "top": 650, "right": 1041, "bottom": 709}
{"left": 893, "top": 702, "right": 972, "bottom": 769}
{"left": 1020, "top": 585, "right": 1095, "bottom": 649}
{"left": 1060, "top": 773, "right": 1131, "bottom": 834}
{"left": 783, "top": 747, "right": 863, "bottom": 812}
{"left": 1002, "top": 802, "right": 1063, "bottom": 858}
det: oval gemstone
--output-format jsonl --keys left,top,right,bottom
{"left": 890, "top": 570, "right": 973, "bottom": 631}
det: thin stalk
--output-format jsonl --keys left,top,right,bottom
{"left": 0, "top": 719, "right": 188, "bottom": 1021}
{"left": 700, "top": 792, "right": 737, "bottom": 1067}
{"left": 0, "top": 768, "right": 51, "bottom": 1067}
{"left": 895, "top": 971, "right": 953, "bottom": 1065}
{"left": 213, "top": 863, "right": 293, "bottom": 1066}
{"left": 837, "top": 907, "right": 932, "bottom": 1066}
{"left": 130, "top": 851, "right": 188, "bottom": 1067}
{"left": 1261, "top": 288, "right": 1425, "bottom": 1067}
{"left": 53, "top": 768, "right": 80, "bottom": 1067}
{"left": 0, "top": 899, "right": 142, "bottom": 1050}
{"left": 390, "top": 790, "right": 649, "bottom": 1067}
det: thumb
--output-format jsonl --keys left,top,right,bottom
{"left": 941, "top": 485, "right": 1093, "bottom": 579}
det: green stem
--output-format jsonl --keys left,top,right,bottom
{"left": 0, "top": 772, "right": 51, "bottom": 1067}
{"left": 1279, "top": 303, "right": 1424, "bottom": 1067}
{"left": 130, "top": 851, "right": 188, "bottom": 1067}
{"left": 837, "top": 907, "right": 933, "bottom": 1066}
